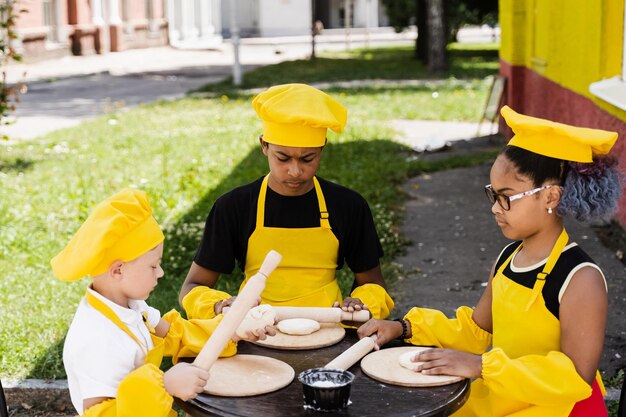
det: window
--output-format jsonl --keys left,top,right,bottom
{"left": 589, "top": 0, "right": 626, "bottom": 111}
{"left": 43, "top": 0, "right": 58, "bottom": 42}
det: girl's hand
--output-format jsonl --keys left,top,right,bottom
{"left": 232, "top": 325, "right": 276, "bottom": 343}
{"left": 163, "top": 362, "right": 209, "bottom": 401}
{"left": 413, "top": 348, "right": 482, "bottom": 379}
{"left": 333, "top": 297, "right": 368, "bottom": 312}
{"left": 356, "top": 318, "right": 403, "bottom": 348}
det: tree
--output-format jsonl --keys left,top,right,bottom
{"left": 382, "top": 0, "right": 498, "bottom": 69}
{"left": 0, "top": 0, "right": 24, "bottom": 136}
{"left": 426, "top": 0, "right": 447, "bottom": 71}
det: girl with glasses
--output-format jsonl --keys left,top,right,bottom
{"left": 358, "top": 105, "right": 623, "bottom": 417}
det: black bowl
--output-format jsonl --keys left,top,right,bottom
{"left": 298, "top": 368, "right": 355, "bottom": 412}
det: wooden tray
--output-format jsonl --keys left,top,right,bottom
{"left": 204, "top": 354, "right": 294, "bottom": 396}
{"left": 361, "top": 346, "right": 463, "bottom": 387}
{"left": 253, "top": 323, "right": 345, "bottom": 350}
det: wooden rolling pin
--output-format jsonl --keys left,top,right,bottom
{"left": 193, "top": 250, "right": 282, "bottom": 370}
{"left": 324, "top": 335, "right": 378, "bottom": 371}
{"left": 273, "top": 306, "right": 371, "bottom": 323}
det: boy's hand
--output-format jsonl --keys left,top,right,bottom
{"left": 333, "top": 297, "right": 367, "bottom": 313}
{"left": 413, "top": 348, "right": 482, "bottom": 379}
{"left": 163, "top": 362, "right": 209, "bottom": 401}
{"left": 216, "top": 296, "right": 263, "bottom": 315}
{"left": 357, "top": 318, "right": 403, "bottom": 348}
{"left": 214, "top": 296, "right": 237, "bottom": 314}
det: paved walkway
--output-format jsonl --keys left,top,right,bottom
{"left": 2, "top": 29, "right": 416, "bottom": 141}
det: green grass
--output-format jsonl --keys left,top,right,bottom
{"left": 196, "top": 43, "right": 500, "bottom": 93}
{"left": 0, "top": 44, "right": 498, "bottom": 380}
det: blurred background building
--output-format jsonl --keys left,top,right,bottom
{"left": 12, "top": 0, "right": 389, "bottom": 58}
{"left": 499, "top": 0, "right": 626, "bottom": 227}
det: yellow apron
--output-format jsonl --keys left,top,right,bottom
{"left": 240, "top": 175, "right": 342, "bottom": 307}
{"left": 84, "top": 291, "right": 177, "bottom": 417}
{"left": 454, "top": 229, "right": 596, "bottom": 417}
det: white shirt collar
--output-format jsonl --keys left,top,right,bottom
{"left": 86, "top": 286, "right": 144, "bottom": 327}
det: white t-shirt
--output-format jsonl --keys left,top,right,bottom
{"left": 63, "top": 287, "right": 161, "bottom": 415}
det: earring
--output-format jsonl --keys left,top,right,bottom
{"left": 547, "top": 207, "right": 553, "bottom": 214}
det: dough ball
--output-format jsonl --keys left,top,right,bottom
{"left": 277, "top": 318, "right": 320, "bottom": 335}
{"left": 398, "top": 350, "right": 422, "bottom": 372}
{"left": 236, "top": 304, "right": 276, "bottom": 338}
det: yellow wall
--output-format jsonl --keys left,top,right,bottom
{"left": 499, "top": 0, "right": 626, "bottom": 120}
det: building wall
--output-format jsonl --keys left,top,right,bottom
{"left": 169, "top": 0, "right": 221, "bottom": 48}
{"left": 13, "top": 0, "right": 168, "bottom": 58}
{"left": 499, "top": 0, "right": 626, "bottom": 227}
{"left": 14, "top": 0, "right": 71, "bottom": 59}
{"left": 220, "top": 0, "right": 259, "bottom": 37}
{"left": 258, "top": 0, "right": 311, "bottom": 37}
{"left": 351, "top": 0, "right": 378, "bottom": 28}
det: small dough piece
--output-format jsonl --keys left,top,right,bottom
{"left": 398, "top": 350, "right": 422, "bottom": 372}
{"left": 236, "top": 304, "right": 276, "bottom": 338}
{"left": 277, "top": 318, "right": 320, "bottom": 335}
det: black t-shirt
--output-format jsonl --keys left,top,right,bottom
{"left": 194, "top": 176, "right": 383, "bottom": 274}
{"left": 495, "top": 241, "right": 601, "bottom": 320}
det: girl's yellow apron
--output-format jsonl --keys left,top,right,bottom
{"left": 455, "top": 229, "right": 602, "bottom": 417}
{"left": 239, "top": 175, "right": 342, "bottom": 307}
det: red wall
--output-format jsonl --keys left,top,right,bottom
{"left": 500, "top": 60, "right": 626, "bottom": 227}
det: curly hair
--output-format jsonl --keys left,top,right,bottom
{"left": 502, "top": 145, "right": 623, "bottom": 222}
{"left": 558, "top": 158, "right": 623, "bottom": 222}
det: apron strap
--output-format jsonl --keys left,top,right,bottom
{"left": 256, "top": 176, "right": 270, "bottom": 227}
{"left": 257, "top": 175, "right": 331, "bottom": 229}
{"left": 313, "top": 177, "right": 331, "bottom": 230}
{"left": 525, "top": 228, "right": 569, "bottom": 311}
{"left": 85, "top": 290, "right": 149, "bottom": 354}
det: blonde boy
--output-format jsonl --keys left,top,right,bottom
{"left": 52, "top": 189, "right": 273, "bottom": 416}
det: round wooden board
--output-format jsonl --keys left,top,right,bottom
{"left": 253, "top": 323, "right": 345, "bottom": 350}
{"left": 361, "top": 346, "right": 463, "bottom": 387}
{"left": 204, "top": 354, "right": 294, "bottom": 396}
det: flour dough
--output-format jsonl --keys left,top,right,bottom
{"left": 235, "top": 304, "right": 276, "bottom": 338}
{"left": 277, "top": 318, "right": 320, "bottom": 335}
{"left": 398, "top": 350, "right": 422, "bottom": 372}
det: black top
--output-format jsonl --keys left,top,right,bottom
{"left": 495, "top": 241, "right": 601, "bottom": 319}
{"left": 194, "top": 176, "right": 383, "bottom": 274}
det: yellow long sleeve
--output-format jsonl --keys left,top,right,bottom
{"left": 403, "top": 306, "right": 492, "bottom": 353}
{"left": 481, "top": 348, "right": 591, "bottom": 407}
{"left": 350, "top": 283, "right": 394, "bottom": 319}
{"left": 181, "top": 285, "right": 232, "bottom": 319}
{"left": 81, "top": 364, "right": 177, "bottom": 417}
{"left": 161, "top": 309, "right": 237, "bottom": 363}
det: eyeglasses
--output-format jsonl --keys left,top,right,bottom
{"left": 484, "top": 184, "right": 554, "bottom": 211}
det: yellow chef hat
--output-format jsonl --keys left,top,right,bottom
{"left": 252, "top": 83, "right": 348, "bottom": 147}
{"left": 501, "top": 105, "right": 618, "bottom": 163}
{"left": 51, "top": 188, "right": 164, "bottom": 282}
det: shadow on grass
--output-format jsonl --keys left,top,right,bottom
{"left": 27, "top": 339, "right": 65, "bottom": 379}
{"left": 0, "top": 157, "right": 33, "bottom": 173}
{"left": 195, "top": 45, "right": 499, "bottom": 94}
{"left": 26, "top": 135, "right": 504, "bottom": 378}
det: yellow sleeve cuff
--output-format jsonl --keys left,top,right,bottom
{"left": 403, "top": 306, "right": 491, "bottom": 353}
{"left": 116, "top": 363, "right": 175, "bottom": 417}
{"left": 182, "top": 286, "right": 232, "bottom": 320}
{"left": 162, "top": 309, "right": 237, "bottom": 363}
{"left": 350, "top": 283, "right": 394, "bottom": 319}
{"left": 82, "top": 399, "right": 117, "bottom": 417}
{"left": 482, "top": 348, "right": 591, "bottom": 406}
